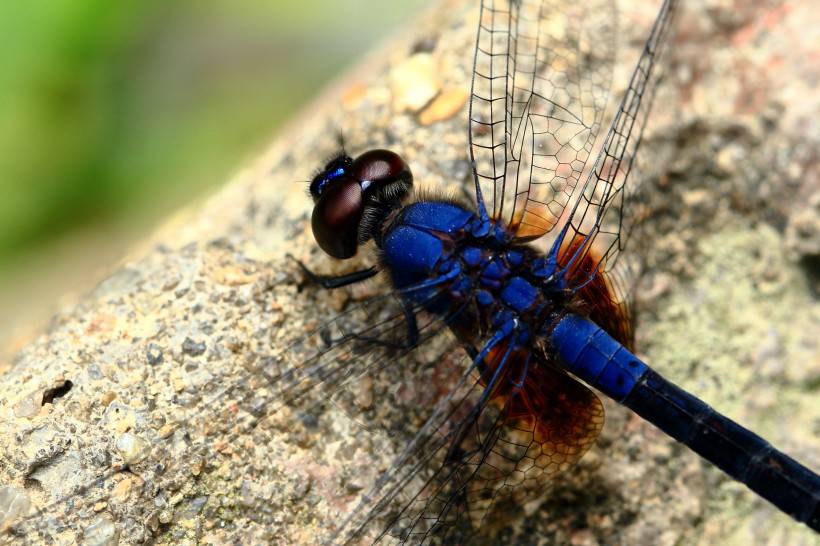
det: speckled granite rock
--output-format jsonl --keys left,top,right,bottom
{"left": 1, "top": 1, "right": 818, "bottom": 545}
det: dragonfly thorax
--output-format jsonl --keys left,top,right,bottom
{"left": 380, "top": 200, "right": 566, "bottom": 344}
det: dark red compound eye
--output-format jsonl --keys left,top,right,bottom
{"left": 309, "top": 148, "right": 412, "bottom": 259}
{"left": 311, "top": 177, "right": 363, "bottom": 259}
{"left": 350, "top": 149, "right": 412, "bottom": 192}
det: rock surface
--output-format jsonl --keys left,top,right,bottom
{"left": 1, "top": 0, "right": 818, "bottom": 545}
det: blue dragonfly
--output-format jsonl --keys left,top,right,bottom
{"left": 290, "top": 0, "right": 820, "bottom": 543}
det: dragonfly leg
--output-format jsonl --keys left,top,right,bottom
{"left": 444, "top": 324, "right": 516, "bottom": 464}
{"left": 401, "top": 300, "right": 420, "bottom": 347}
{"left": 287, "top": 253, "right": 379, "bottom": 289}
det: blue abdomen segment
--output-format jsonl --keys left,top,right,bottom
{"left": 551, "top": 313, "right": 647, "bottom": 401}
{"left": 551, "top": 313, "right": 820, "bottom": 531}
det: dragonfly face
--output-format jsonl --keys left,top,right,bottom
{"left": 309, "top": 149, "right": 413, "bottom": 259}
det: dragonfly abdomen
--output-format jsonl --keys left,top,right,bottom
{"left": 551, "top": 314, "right": 820, "bottom": 531}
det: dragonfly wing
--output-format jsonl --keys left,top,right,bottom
{"left": 334, "top": 346, "right": 604, "bottom": 544}
{"left": 556, "top": 0, "right": 679, "bottom": 289}
{"left": 469, "top": 0, "right": 616, "bottom": 239}
{"left": 9, "top": 266, "right": 476, "bottom": 543}
{"left": 269, "top": 269, "right": 474, "bottom": 439}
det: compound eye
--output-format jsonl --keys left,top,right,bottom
{"left": 351, "top": 149, "right": 412, "bottom": 192}
{"left": 311, "top": 177, "right": 363, "bottom": 259}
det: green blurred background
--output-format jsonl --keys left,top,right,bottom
{"left": 0, "top": 0, "right": 425, "bottom": 345}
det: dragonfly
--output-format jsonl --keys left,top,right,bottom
{"left": 291, "top": 0, "right": 820, "bottom": 543}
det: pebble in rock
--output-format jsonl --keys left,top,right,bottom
{"left": 115, "top": 433, "right": 150, "bottom": 465}
{"left": 0, "top": 486, "right": 31, "bottom": 530}
{"left": 82, "top": 515, "right": 119, "bottom": 546}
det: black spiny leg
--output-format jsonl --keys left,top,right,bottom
{"left": 287, "top": 254, "right": 379, "bottom": 289}
{"left": 400, "top": 300, "right": 420, "bottom": 347}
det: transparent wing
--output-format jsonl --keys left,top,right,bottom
{"left": 468, "top": 0, "right": 616, "bottom": 239}
{"left": 8, "top": 269, "right": 466, "bottom": 543}
{"left": 9, "top": 261, "right": 600, "bottom": 545}
{"left": 556, "top": 0, "right": 679, "bottom": 289}
{"left": 333, "top": 346, "right": 604, "bottom": 545}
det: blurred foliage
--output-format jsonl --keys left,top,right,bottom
{"left": 0, "top": 0, "right": 424, "bottom": 271}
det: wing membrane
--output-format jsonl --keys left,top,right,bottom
{"left": 333, "top": 347, "right": 604, "bottom": 545}
{"left": 10, "top": 269, "right": 466, "bottom": 543}
{"left": 469, "top": 0, "right": 616, "bottom": 239}
{"left": 557, "top": 0, "right": 679, "bottom": 289}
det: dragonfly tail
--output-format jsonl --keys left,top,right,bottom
{"left": 551, "top": 314, "right": 820, "bottom": 532}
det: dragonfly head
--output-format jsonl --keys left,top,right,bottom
{"left": 309, "top": 149, "right": 412, "bottom": 259}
